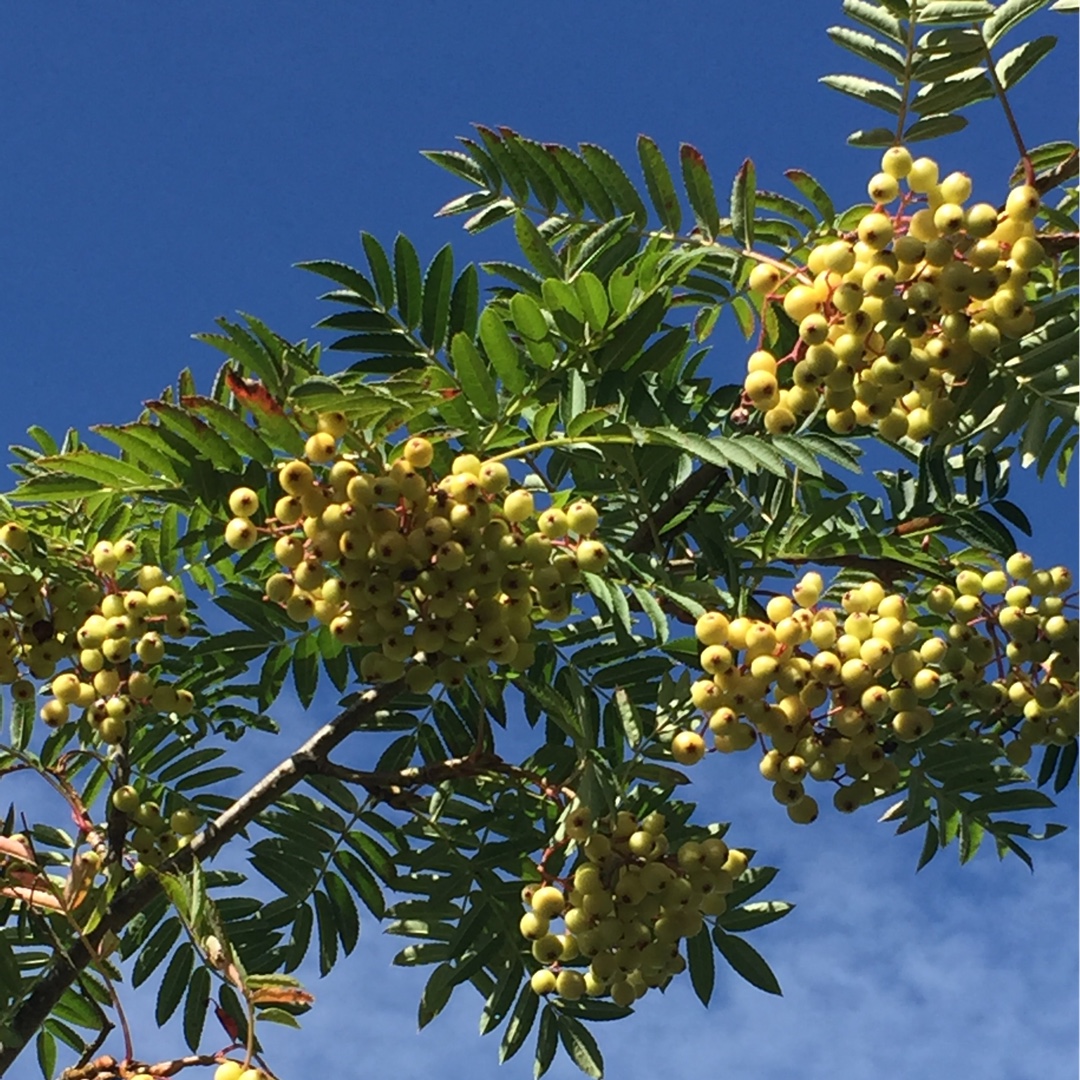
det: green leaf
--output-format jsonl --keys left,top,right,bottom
{"left": 11, "top": 698, "right": 33, "bottom": 751}
{"left": 291, "top": 633, "right": 320, "bottom": 708}
{"left": 420, "top": 148, "right": 488, "bottom": 186}
{"left": 333, "top": 849, "right": 387, "bottom": 918}
{"left": 257, "top": 1007, "right": 302, "bottom": 1028}
{"left": 182, "top": 966, "right": 211, "bottom": 1051}
{"left": 542, "top": 279, "right": 585, "bottom": 333}
{"left": 820, "top": 74, "right": 903, "bottom": 113}
{"left": 719, "top": 900, "right": 796, "bottom": 932}
{"left": 903, "top": 113, "right": 970, "bottom": 141}
{"left": 985, "top": 0, "right": 1053, "bottom": 48}
{"left": 182, "top": 395, "right": 276, "bottom": 467}
{"left": 827, "top": 25, "right": 906, "bottom": 76}
{"left": 1054, "top": 740, "right": 1077, "bottom": 793}
{"left": 510, "top": 293, "right": 550, "bottom": 342}
{"left": 912, "top": 70, "right": 995, "bottom": 116}
{"left": 917, "top": 822, "right": 941, "bottom": 870}
{"left": 637, "top": 135, "right": 682, "bottom": 232}
{"left": 1036, "top": 743, "right": 1061, "bottom": 787}
{"left": 959, "top": 817, "right": 985, "bottom": 864}
{"left": 36, "top": 1029, "right": 57, "bottom": 1080}
{"left": 295, "top": 259, "right": 378, "bottom": 305}
{"left": 451, "top": 332, "right": 499, "bottom": 420}
{"left": 841, "top": 0, "right": 904, "bottom": 43}
{"left": 499, "top": 980, "right": 539, "bottom": 1063}
{"left": 595, "top": 293, "right": 667, "bottom": 370}
{"left": 548, "top": 144, "right": 615, "bottom": 219}
{"left": 712, "top": 928, "right": 782, "bottom": 995}
{"left": 394, "top": 234, "right": 423, "bottom": 328}
{"left": 156, "top": 942, "right": 194, "bottom": 1025}
{"left": 147, "top": 401, "right": 243, "bottom": 470}
{"left": 361, "top": 232, "right": 396, "bottom": 309}
{"left": 497, "top": 130, "right": 561, "bottom": 212}
{"left": 687, "top": 925, "right": 715, "bottom": 1006}
{"left": 90, "top": 423, "right": 184, "bottom": 480}
{"left": 551, "top": 999, "right": 633, "bottom": 1022}
{"left": 680, "top": 143, "right": 721, "bottom": 238}
{"left": 912, "top": 29, "right": 988, "bottom": 80}
{"left": 514, "top": 212, "right": 563, "bottom": 279}
{"left": 724, "top": 866, "right": 780, "bottom": 909}
{"left": 567, "top": 407, "right": 614, "bottom": 438}
{"left": 791, "top": 432, "right": 862, "bottom": 473}
{"left": 449, "top": 264, "right": 481, "bottom": 340}
{"left": 573, "top": 271, "right": 610, "bottom": 333}
{"left": 420, "top": 244, "right": 455, "bottom": 350}
{"left": 132, "top": 918, "right": 180, "bottom": 987}
{"left": 629, "top": 584, "right": 669, "bottom": 643}
{"left": 730, "top": 158, "right": 756, "bottom": 249}
{"left": 476, "top": 125, "right": 530, "bottom": 202}
{"left": 196, "top": 317, "right": 284, "bottom": 392}
{"left": 848, "top": 126, "right": 901, "bottom": 148}
{"left": 624, "top": 325, "right": 690, "bottom": 377}
{"left": 479, "top": 308, "right": 527, "bottom": 394}
{"left": 919, "top": 1, "right": 995, "bottom": 22}
{"left": 481, "top": 963, "right": 523, "bottom": 1035}
{"left": 554, "top": 1012, "right": 604, "bottom": 1079}
{"left": 784, "top": 169, "right": 834, "bottom": 220}
{"left": 995, "top": 35, "right": 1057, "bottom": 89}
{"left": 580, "top": 143, "right": 649, "bottom": 226}
{"left": 535, "top": 1005, "right": 558, "bottom": 1079}
{"left": 612, "top": 688, "right": 644, "bottom": 747}
{"left": 967, "top": 790, "right": 1057, "bottom": 814}
{"left": 36, "top": 449, "right": 165, "bottom": 491}
{"left": 465, "top": 199, "right": 517, "bottom": 234}
{"left": 769, "top": 434, "right": 823, "bottom": 478}
{"left": 314, "top": 889, "right": 339, "bottom": 976}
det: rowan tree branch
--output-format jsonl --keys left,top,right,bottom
{"left": 0, "top": 676, "right": 408, "bottom": 1077}
{"left": 623, "top": 462, "right": 727, "bottom": 554}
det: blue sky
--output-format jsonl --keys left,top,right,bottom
{"left": 1, "top": 3, "right": 1077, "bottom": 1079}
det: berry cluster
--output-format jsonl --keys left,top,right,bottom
{"left": 110, "top": 785, "right": 199, "bottom": 870}
{"left": 223, "top": 419, "right": 607, "bottom": 691}
{"left": 685, "top": 556, "right": 1077, "bottom": 821}
{"left": 523, "top": 808, "right": 747, "bottom": 1006}
{"left": 0, "top": 526, "right": 194, "bottom": 743}
{"left": 744, "top": 147, "right": 1045, "bottom": 440}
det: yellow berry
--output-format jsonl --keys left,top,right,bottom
{"left": 881, "top": 146, "right": 913, "bottom": 179}
{"left": 744, "top": 369, "right": 779, "bottom": 408}
{"left": 1004, "top": 185, "right": 1039, "bottom": 222}
{"left": 304, "top": 432, "right": 337, "bottom": 463}
{"left": 857, "top": 212, "right": 894, "bottom": 251}
{"left": 867, "top": 172, "right": 899, "bottom": 203}
{"left": 531, "top": 886, "right": 565, "bottom": 919}
{"left": 938, "top": 171, "right": 972, "bottom": 204}
{"left": 316, "top": 411, "right": 349, "bottom": 438}
{"left": 782, "top": 285, "right": 821, "bottom": 322}
{"left": 907, "top": 157, "right": 939, "bottom": 193}
{"left": 224, "top": 518, "right": 258, "bottom": 551}
{"left": 671, "top": 730, "right": 706, "bottom": 765}
{"left": 748, "top": 263, "right": 783, "bottom": 293}
{"left": 228, "top": 487, "right": 260, "bottom": 517}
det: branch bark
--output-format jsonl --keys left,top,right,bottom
{"left": 622, "top": 462, "right": 727, "bottom": 554}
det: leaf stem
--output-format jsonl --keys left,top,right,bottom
{"left": 976, "top": 26, "right": 1035, "bottom": 185}
{"left": 894, "top": 4, "right": 920, "bottom": 145}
